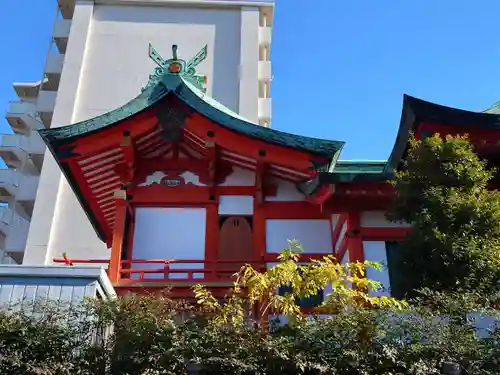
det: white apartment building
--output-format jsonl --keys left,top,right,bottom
{"left": 1, "top": 0, "right": 273, "bottom": 265}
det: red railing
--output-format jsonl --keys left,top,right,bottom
{"left": 52, "top": 258, "right": 267, "bottom": 283}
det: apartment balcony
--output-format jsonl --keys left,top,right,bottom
{"left": 259, "top": 26, "right": 272, "bottom": 46}
{"left": 5, "top": 101, "right": 44, "bottom": 134}
{"left": 36, "top": 90, "right": 57, "bottom": 127}
{"left": 53, "top": 19, "right": 71, "bottom": 54}
{"left": 43, "top": 53, "right": 64, "bottom": 91}
{"left": 12, "top": 81, "right": 42, "bottom": 100}
{"left": 58, "top": 0, "right": 76, "bottom": 19}
{"left": 258, "top": 61, "right": 272, "bottom": 81}
{"left": 258, "top": 98, "right": 272, "bottom": 121}
{"left": 0, "top": 170, "right": 40, "bottom": 203}
{"left": 0, "top": 206, "right": 30, "bottom": 264}
{"left": 0, "top": 133, "right": 45, "bottom": 171}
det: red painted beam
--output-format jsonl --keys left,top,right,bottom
{"left": 360, "top": 226, "right": 411, "bottom": 241}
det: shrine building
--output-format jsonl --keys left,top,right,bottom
{"left": 3, "top": 0, "right": 500, "bottom": 307}
{"left": 27, "top": 40, "right": 500, "bottom": 300}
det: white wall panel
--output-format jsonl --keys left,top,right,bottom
{"left": 266, "top": 219, "right": 332, "bottom": 254}
{"left": 132, "top": 208, "right": 206, "bottom": 279}
{"left": 218, "top": 196, "right": 254, "bottom": 215}
{"left": 265, "top": 178, "right": 305, "bottom": 201}
{"left": 363, "top": 241, "right": 390, "bottom": 296}
{"left": 220, "top": 167, "right": 255, "bottom": 186}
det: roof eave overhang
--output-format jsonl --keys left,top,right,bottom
{"left": 42, "top": 141, "right": 109, "bottom": 243}
{"left": 383, "top": 94, "right": 418, "bottom": 175}
{"left": 384, "top": 94, "right": 500, "bottom": 175}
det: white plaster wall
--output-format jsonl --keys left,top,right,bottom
{"left": 265, "top": 178, "right": 305, "bottom": 201}
{"left": 238, "top": 6, "right": 259, "bottom": 121}
{"left": 182, "top": 171, "right": 207, "bottom": 186}
{"left": 218, "top": 195, "right": 253, "bottom": 215}
{"left": 220, "top": 167, "right": 255, "bottom": 186}
{"left": 132, "top": 207, "right": 206, "bottom": 279}
{"left": 363, "top": 241, "right": 391, "bottom": 296}
{"left": 75, "top": 4, "right": 242, "bottom": 119}
{"left": 24, "top": 1, "right": 97, "bottom": 265}
{"left": 266, "top": 219, "right": 333, "bottom": 254}
{"left": 361, "top": 211, "right": 410, "bottom": 228}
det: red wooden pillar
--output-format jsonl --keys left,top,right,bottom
{"left": 108, "top": 190, "right": 128, "bottom": 283}
{"left": 253, "top": 204, "right": 266, "bottom": 260}
{"left": 346, "top": 212, "right": 364, "bottom": 263}
{"left": 253, "top": 162, "right": 267, "bottom": 262}
{"left": 205, "top": 202, "right": 219, "bottom": 277}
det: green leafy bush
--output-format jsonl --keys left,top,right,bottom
{"left": 0, "top": 250, "right": 499, "bottom": 374}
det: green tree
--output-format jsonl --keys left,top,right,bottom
{"left": 387, "top": 134, "right": 500, "bottom": 298}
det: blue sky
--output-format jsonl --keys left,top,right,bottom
{"left": 1, "top": 0, "right": 500, "bottom": 160}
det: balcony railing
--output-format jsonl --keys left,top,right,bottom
{"left": 0, "top": 133, "right": 45, "bottom": 154}
{"left": 259, "top": 26, "right": 272, "bottom": 46}
{"left": 52, "top": 258, "right": 268, "bottom": 283}
{"left": 45, "top": 53, "right": 64, "bottom": 75}
{"left": 258, "top": 61, "right": 272, "bottom": 81}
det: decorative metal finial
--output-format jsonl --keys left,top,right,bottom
{"left": 143, "top": 43, "right": 208, "bottom": 92}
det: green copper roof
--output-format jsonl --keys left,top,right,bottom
{"left": 39, "top": 75, "right": 343, "bottom": 160}
{"left": 39, "top": 44, "right": 344, "bottom": 163}
{"left": 333, "top": 160, "right": 387, "bottom": 174}
{"left": 384, "top": 95, "right": 500, "bottom": 176}
{"left": 317, "top": 160, "right": 391, "bottom": 183}
{"left": 484, "top": 101, "right": 500, "bottom": 114}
